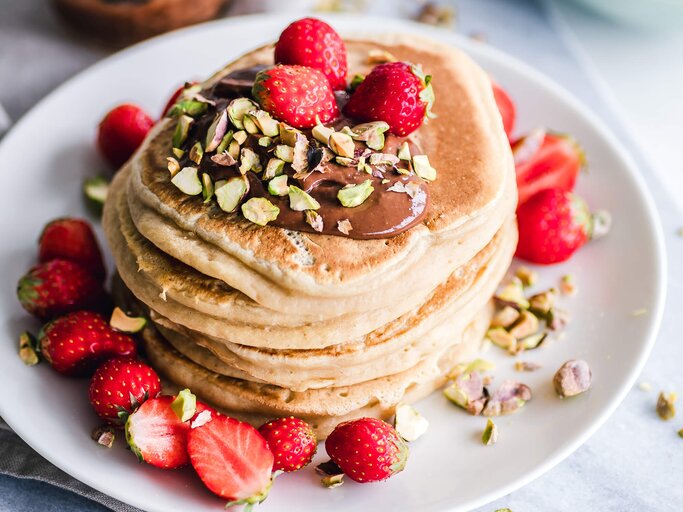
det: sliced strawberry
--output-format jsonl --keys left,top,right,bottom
{"left": 491, "top": 81, "right": 516, "bottom": 139}
{"left": 39, "top": 218, "right": 105, "bottom": 281}
{"left": 188, "top": 414, "right": 274, "bottom": 506}
{"left": 514, "top": 131, "right": 584, "bottom": 206}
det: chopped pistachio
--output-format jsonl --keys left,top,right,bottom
{"left": 109, "top": 307, "right": 146, "bottom": 333}
{"left": 337, "top": 219, "right": 353, "bottom": 235}
{"left": 258, "top": 136, "right": 273, "bottom": 148}
{"left": 397, "top": 141, "right": 411, "bottom": 161}
{"left": 369, "top": 153, "right": 400, "bottom": 166}
{"left": 518, "top": 332, "right": 547, "bottom": 351}
{"left": 335, "top": 156, "right": 355, "bottom": 167}
{"left": 338, "top": 180, "right": 374, "bottom": 207}
{"left": 404, "top": 182, "right": 421, "bottom": 198}
{"left": 18, "top": 331, "right": 39, "bottom": 366}
{"left": 367, "top": 48, "right": 397, "bottom": 64}
{"left": 387, "top": 182, "right": 407, "bottom": 194}
{"left": 514, "top": 361, "right": 541, "bottom": 372}
{"left": 171, "top": 167, "right": 202, "bottom": 196}
{"left": 305, "top": 210, "right": 324, "bottom": 232}
{"left": 657, "top": 391, "right": 677, "bottom": 420}
{"left": 515, "top": 266, "right": 538, "bottom": 287}
{"left": 316, "top": 461, "right": 345, "bottom": 488}
{"left": 496, "top": 277, "right": 530, "bottom": 309}
{"left": 211, "top": 152, "right": 236, "bottom": 167}
{"left": 529, "top": 289, "right": 556, "bottom": 316}
{"left": 482, "top": 418, "right": 498, "bottom": 446}
{"left": 483, "top": 380, "right": 532, "bottom": 416}
{"left": 91, "top": 426, "right": 115, "bottom": 448}
{"left": 279, "top": 123, "right": 301, "bottom": 147}
{"left": 351, "top": 121, "right": 389, "bottom": 151}
{"left": 678, "top": 428, "right": 683, "bottom": 438}
{"left": 292, "top": 133, "right": 310, "bottom": 174}
{"left": 171, "top": 389, "right": 197, "bottom": 422}
{"left": 227, "top": 139, "right": 241, "bottom": 160}
{"left": 381, "top": 179, "right": 390, "bottom": 185}
{"left": 168, "top": 99, "right": 208, "bottom": 117}
{"left": 202, "top": 173, "right": 214, "bottom": 203}
{"left": 250, "top": 110, "right": 279, "bottom": 137}
{"left": 239, "top": 148, "right": 261, "bottom": 174}
{"left": 412, "top": 154, "right": 437, "bottom": 181}
{"left": 491, "top": 306, "right": 520, "bottom": 329}
{"left": 321, "top": 473, "right": 344, "bottom": 488}
{"left": 289, "top": 185, "right": 320, "bottom": 211}
{"left": 508, "top": 311, "right": 540, "bottom": 339}
{"left": 638, "top": 381, "right": 652, "bottom": 392}
{"left": 83, "top": 176, "right": 109, "bottom": 207}
{"left": 548, "top": 307, "right": 570, "bottom": 331}
{"left": 190, "top": 410, "right": 212, "bottom": 429}
{"left": 312, "top": 123, "right": 335, "bottom": 144}
{"left": 227, "top": 98, "right": 257, "bottom": 129}
{"left": 232, "top": 130, "right": 248, "bottom": 145}
{"left": 394, "top": 403, "right": 429, "bottom": 442}
{"left": 215, "top": 130, "right": 234, "bottom": 154}
{"left": 241, "top": 197, "right": 280, "bottom": 226}
{"left": 172, "top": 115, "right": 194, "bottom": 148}
{"left": 242, "top": 113, "right": 259, "bottom": 134}
{"left": 416, "top": 1, "right": 456, "bottom": 28}
{"left": 172, "top": 147, "right": 185, "bottom": 159}
{"left": 554, "top": 360, "right": 592, "bottom": 398}
{"left": 444, "top": 370, "right": 487, "bottom": 415}
{"left": 328, "top": 132, "right": 355, "bottom": 158}
{"left": 263, "top": 158, "right": 285, "bottom": 181}
{"left": 267, "top": 175, "right": 288, "bottom": 196}
{"left": 349, "top": 73, "right": 364, "bottom": 92}
{"left": 189, "top": 141, "right": 204, "bottom": 165}
{"left": 205, "top": 109, "right": 229, "bottom": 152}
{"left": 487, "top": 327, "right": 517, "bottom": 354}
{"left": 560, "top": 274, "right": 577, "bottom": 296}
{"left": 215, "top": 176, "right": 249, "bottom": 213}
{"left": 275, "top": 144, "right": 294, "bottom": 163}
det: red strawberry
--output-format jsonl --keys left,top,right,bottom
{"left": 514, "top": 130, "right": 584, "bottom": 206}
{"left": 39, "top": 218, "right": 105, "bottom": 281}
{"left": 343, "top": 61, "right": 435, "bottom": 136}
{"left": 258, "top": 417, "right": 317, "bottom": 472}
{"left": 252, "top": 65, "right": 339, "bottom": 129}
{"left": 188, "top": 414, "right": 274, "bottom": 506}
{"left": 491, "top": 81, "right": 516, "bottom": 139}
{"left": 516, "top": 188, "right": 593, "bottom": 264}
{"left": 325, "top": 417, "right": 408, "bottom": 483}
{"left": 17, "top": 260, "right": 104, "bottom": 320}
{"left": 39, "top": 311, "right": 137, "bottom": 376}
{"left": 274, "top": 18, "right": 348, "bottom": 91}
{"left": 97, "top": 104, "right": 154, "bottom": 168}
{"left": 89, "top": 358, "right": 161, "bottom": 425}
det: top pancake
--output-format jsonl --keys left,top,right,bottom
{"left": 128, "top": 34, "right": 515, "bottom": 298}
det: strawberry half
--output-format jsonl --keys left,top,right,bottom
{"left": 343, "top": 61, "right": 435, "bottom": 136}
{"left": 89, "top": 358, "right": 161, "bottom": 425}
{"left": 252, "top": 65, "right": 339, "bottom": 129}
{"left": 39, "top": 311, "right": 137, "bottom": 376}
{"left": 325, "top": 417, "right": 408, "bottom": 483}
{"left": 274, "top": 17, "right": 348, "bottom": 91}
{"left": 258, "top": 416, "right": 317, "bottom": 472}
{"left": 188, "top": 414, "right": 274, "bottom": 506}
{"left": 17, "top": 259, "right": 104, "bottom": 320}
{"left": 491, "top": 80, "right": 516, "bottom": 139}
{"left": 39, "top": 218, "right": 105, "bottom": 281}
{"left": 97, "top": 103, "right": 154, "bottom": 168}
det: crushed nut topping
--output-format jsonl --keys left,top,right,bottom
{"left": 657, "top": 392, "right": 677, "bottom": 421}
{"left": 553, "top": 360, "right": 592, "bottom": 398}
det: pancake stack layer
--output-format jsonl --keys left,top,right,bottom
{"left": 104, "top": 35, "right": 517, "bottom": 438}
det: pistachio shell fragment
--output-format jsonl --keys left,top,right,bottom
{"left": 233, "top": 130, "right": 248, "bottom": 145}
{"left": 657, "top": 392, "right": 677, "bottom": 420}
{"left": 289, "top": 185, "right": 320, "bottom": 211}
{"left": 267, "top": 175, "right": 288, "bottom": 196}
{"left": 508, "top": 311, "right": 540, "bottom": 339}
{"left": 189, "top": 142, "right": 204, "bottom": 165}
{"left": 239, "top": 147, "right": 262, "bottom": 174}
{"left": 312, "top": 123, "right": 335, "bottom": 144}
{"left": 227, "top": 98, "right": 258, "bottom": 129}
{"left": 202, "top": 173, "right": 214, "bottom": 203}
{"left": 172, "top": 115, "right": 194, "bottom": 148}
{"left": 83, "top": 176, "right": 109, "bottom": 207}
{"left": 337, "top": 219, "right": 353, "bottom": 235}
{"left": 264, "top": 158, "right": 286, "bottom": 180}
{"left": 241, "top": 197, "right": 280, "bottom": 226}
{"left": 397, "top": 141, "right": 411, "bottom": 161}
{"left": 275, "top": 144, "right": 294, "bottom": 163}
{"left": 328, "top": 132, "right": 356, "bottom": 158}
{"left": 171, "top": 388, "right": 197, "bottom": 422}
{"left": 482, "top": 418, "right": 498, "bottom": 446}
{"left": 171, "top": 167, "right": 202, "bottom": 196}
{"left": 412, "top": 154, "right": 437, "bottom": 181}
{"left": 216, "top": 130, "right": 234, "bottom": 154}
{"left": 91, "top": 426, "right": 115, "bottom": 448}
{"left": 338, "top": 180, "right": 374, "bottom": 208}
{"left": 482, "top": 380, "right": 532, "bottom": 416}
{"left": 215, "top": 176, "right": 249, "bottom": 213}
{"left": 18, "top": 331, "right": 39, "bottom": 366}
{"left": 305, "top": 210, "right": 324, "bottom": 232}
{"left": 444, "top": 371, "right": 487, "bottom": 415}
{"left": 394, "top": 403, "right": 429, "bottom": 442}
{"left": 110, "top": 307, "right": 147, "bottom": 333}
{"left": 205, "top": 109, "right": 229, "bottom": 152}
{"left": 553, "top": 359, "right": 592, "bottom": 398}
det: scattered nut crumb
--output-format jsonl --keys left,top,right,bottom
{"left": 416, "top": 2, "right": 456, "bottom": 28}
{"left": 657, "top": 392, "right": 677, "bottom": 420}
{"left": 638, "top": 381, "right": 652, "bottom": 392}
{"left": 91, "top": 426, "right": 115, "bottom": 448}
{"left": 316, "top": 460, "right": 345, "bottom": 488}
{"left": 515, "top": 361, "right": 541, "bottom": 372}
{"left": 559, "top": 274, "right": 577, "bottom": 296}
{"left": 367, "top": 49, "right": 397, "bottom": 64}
{"left": 678, "top": 428, "right": 683, "bottom": 438}
{"left": 554, "top": 359, "right": 592, "bottom": 398}
{"left": 515, "top": 266, "right": 537, "bottom": 287}
{"left": 482, "top": 418, "right": 498, "bottom": 446}
{"left": 631, "top": 308, "right": 648, "bottom": 317}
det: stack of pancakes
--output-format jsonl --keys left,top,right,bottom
{"left": 103, "top": 35, "right": 517, "bottom": 438}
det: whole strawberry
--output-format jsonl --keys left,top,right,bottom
{"left": 325, "top": 417, "right": 408, "bottom": 483}
{"left": 274, "top": 18, "right": 348, "bottom": 91}
{"left": 97, "top": 103, "right": 154, "bottom": 168}
{"left": 344, "top": 62, "right": 435, "bottom": 136}
{"left": 252, "top": 65, "right": 339, "bottom": 129}
{"left": 516, "top": 188, "right": 593, "bottom": 264}
{"left": 89, "top": 358, "right": 161, "bottom": 425}
{"left": 40, "top": 311, "right": 137, "bottom": 376}
{"left": 39, "top": 218, "right": 105, "bottom": 281}
{"left": 17, "top": 259, "right": 104, "bottom": 320}
{"left": 258, "top": 416, "right": 317, "bottom": 472}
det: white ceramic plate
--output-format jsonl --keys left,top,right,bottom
{"left": 0, "top": 14, "right": 666, "bottom": 512}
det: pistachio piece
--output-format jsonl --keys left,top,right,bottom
{"left": 242, "top": 113, "right": 260, "bottom": 134}
{"left": 351, "top": 121, "right": 389, "bottom": 151}
{"left": 394, "top": 403, "right": 429, "bottom": 442}
{"left": 190, "top": 409, "right": 212, "bottom": 429}
{"left": 288, "top": 185, "right": 320, "bottom": 211}
{"left": 171, "top": 388, "right": 197, "bottom": 422}
{"left": 487, "top": 327, "right": 517, "bottom": 354}
{"left": 387, "top": 182, "right": 407, "bottom": 194}
{"left": 335, "top": 156, "right": 355, "bottom": 167}
{"left": 172, "top": 147, "right": 185, "bottom": 159}
{"left": 227, "top": 98, "right": 258, "bottom": 129}
{"left": 205, "top": 109, "right": 229, "bottom": 152}
{"left": 412, "top": 154, "right": 437, "bottom": 181}
{"left": 560, "top": 274, "right": 577, "bottom": 296}
{"left": 483, "top": 380, "right": 532, "bottom": 416}
{"left": 215, "top": 131, "right": 234, "bottom": 154}
{"left": 275, "top": 144, "right": 294, "bottom": 163}
{"left": 397, "top": 141, "right": 411, "bottom": 161}
{"left": 321, "top": 473, "right": 345, "bottom": 488}
{"left": 367, "top": 48, "right": 397, "bottom": 64}
{"left": 381, "top": 179, "right": 390, "bottom": 185}
{"left": 515, "top": 266, "right": 538, "bottom": 287}
{"left": 404, "top": 181, "right": 422, "bottom": 198}
{"left": 528, "top": 289, "right": 556, "bottom": 316}
{"left": 349, "top": 73, "right": 364, "bottom": 92}
{"left": 232, "top": 130, "right": 248, "bottom": 145}
{"left": 312, "top": 123, "right": 335, "bottom": 144}
{"left": 292, "top": 133, "right": 310, "bottom": 174}
{"left": 656, "top": 392, "right": 677, "bottom": 420}
{"left": 279, "top": 123, "right": 301, "bottom": 147}
{"left": 166, "top": 157, "right": 181, "bottom": 176}
{"left": 264, "top": 158, "right": 286, "bottom": 180}
{"left": 547, "top": 307, "right": 570, "bottom": 331}
{"left": 18, "top": 331, "right": 39, "bottom": 366}
{"left": 171, "top": 167, "right": 202, "bottom": 196}
{"left": 202, "top": 173, "right": 214, "bottom": 203}
{"left": 189, "top": 141, "right": 204, "bottom": 165}
{"left": 482, "top": 418, "right": 498, "bottom": 446}
{"left": 316, "top": 461, "right": 345, "bottom": 489}
{"left": 91, "top": 426, "right": 115, "bottom": 448}
{"left": 305, "top": 210, "right": 324, "bottom": 232}
{"left": 210, "top": 152, "right": 237, "bottom": 167}
{"left": 553, "top": 359, "right": 592, "bottom": 398}
{"left": 338, "top": 180, "right": 374, "bottom": 207}
{"left": 239, "top": 148, "right": 261, "bottom": 174}
{"left": 491, "top": 306, "right": 520, "bottom": 329}
{"left": 514, "top": 361, "right": 542, "bottom": 372}
{"left": 250, "top": 110, "right": 279, "bottom": 137}
{"left": 328, "top": 132, "right": 355, "bottom": 158}
{"left": 369, "top": 153, "right": 400, "bottom": 166}
{"left": 109, "top": 307, "right": 146, "bottom": 333}
{"left": 508, "top": 311, "right": 540, "bottom": 339}
{"left": 83, "top": 176, "right": 109, "bottom": 207}
{"left": 267, "top": 175, "right": 288, "bottom": 196}
{"left": 227, "top": 140, "right": 241, "bottom": 160}
{"left": 241, "top": 197, "right": 280, "bottom": 226}
{"left": 337, "top": 219, "right": 353, "bottom": 235}
{"left": 215, "top": 176, "right": 249, "bottom": 213}
{"left": 172, "top": 115, "right": 194, "bottom": 148}
{"left": 168, "top": 99, "right": 208, "bottom": 117}
{"left": 258, "top": 136, "right": 273, "bottom": 148}
{"left": 518, "top": 332, "right": 547, "bottom": 351}
{"left": 444, "top": 370, "right": 487, "bottom": 416}
{"left": 495, "top": 277, "right": 530, "bottom": 310}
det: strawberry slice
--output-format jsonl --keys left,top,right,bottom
{"left": 188, "top": 414, "right": 274, "bottom": 507}
{"left": 491, "top": 81, "right": 516, "bottom": 139}
{"left": 514, "top": 131, "right": 584, "bottom": 207}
